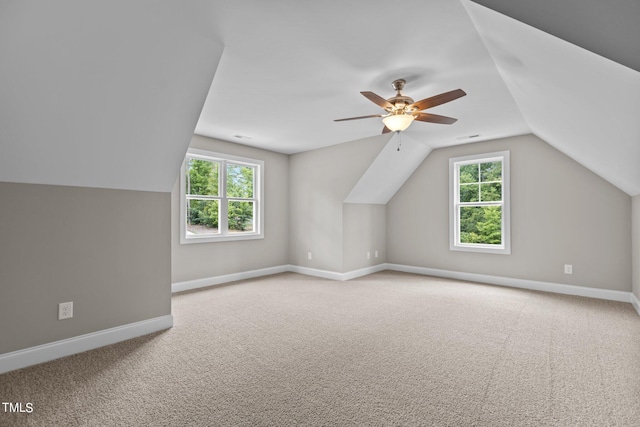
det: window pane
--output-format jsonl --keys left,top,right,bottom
{"left": 227, "top": 164, "right": 254, "bottom": 198}
{"left": 459, "top": 184, "right": 479, "bottom": 202}
{"left": 459, "top": 206, "right": 502, "bottom": 245}
{"left": 186, "top": 159, "right": 218, "bottom": 196}
{"left": 228, "top": 201, "right": 254, "bottom": 233}
{"left": 186, "top": 199, "right": 219, "bottom": 235}
{"left": 480, "top": 161, "right": 501, "bottom": 182}
{"left": 480, "top": 183, "right": 502, "bottom": 202}
{"left": 459, "top": 164, "right": 479, "bottom": 183}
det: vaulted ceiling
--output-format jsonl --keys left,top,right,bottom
{"left": 1, "top": 1, "right": 638, "bottom": 195}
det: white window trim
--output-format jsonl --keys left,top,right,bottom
{"left": 449, "top": 151, "right": 511, "bottom": 254}
{"left": 180, "top": 148, "right": 264, "bottom": 244}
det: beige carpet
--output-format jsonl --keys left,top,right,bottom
{"left": 1, "top": 271, "right": 639, "bottom": 426}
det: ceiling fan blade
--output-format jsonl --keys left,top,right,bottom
{"left": 334, "top": 114, "right": 384, "bottom": 122}
{"left": 382, "top": 126, "right": 392, "bottom": 134}
{"left": 361, "top": 91, "right": 394, "bottom": 110}
{"left": 409, "top": 89, "right": 466, "bottom": 111}
{"left": 414, "top": 112, "right": 458, "bottom": 125}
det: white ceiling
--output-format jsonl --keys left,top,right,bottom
{"left": 195, "top": 0, "right": 530, "bottom": 154}
{"left": 0, "top": 0, "right": 638, "bottom": 195}
{"left": 194, "top": 0, "right": 640, "bottom": 195}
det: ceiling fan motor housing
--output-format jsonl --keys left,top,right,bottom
{"left": 388, "top": 79, "right": 414, "bottom": 113}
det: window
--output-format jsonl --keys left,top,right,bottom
{"left": 449, "top": 151, "right": 510, "bottom": 254}
{"left": 180, "top": 149, "right": 263, "bottom": 243}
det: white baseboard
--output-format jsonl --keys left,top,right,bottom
{"left": 386, "top": 263, "right": 632, "bottom": 304}
{"left": 172, "top": 265, "right": 290, "bottom": 293}
{"left": 287, "top": 265, "right": 345, "bottom": 281}
{"left": 0, "top": 315, "right": 173, "bottom": 375}
{"left": 173, "top": 263, "right": 637, "bottom": 314}
{"left": 288, "top": 263, "right": 387, "bottom": 281}
{"left": 632, "top": 293, "right": 640, "bottom": 316}
{"left": 175, "top": 263, "right": 634, "bottom": 308}
{"left": 341, "top": 264, "right": 388, "bottom": 280}
{"left": 174, "top": 264, "right": 387, "bottom": 290}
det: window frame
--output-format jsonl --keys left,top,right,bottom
{"left": 180, "top": 148, "right": 264, "bottom": 244}
{"left": 449, "top": 151, "right": 511, "bottom": 254}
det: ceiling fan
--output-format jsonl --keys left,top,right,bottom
{"left": 334, "top": 79, "right": 466, "bottom": 134}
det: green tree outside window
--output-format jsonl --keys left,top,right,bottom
{"left": 458, "top": 160, "right": 503, "bottom": 245}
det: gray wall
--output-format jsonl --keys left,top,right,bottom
{"left": 633, "top": 195, "right": 640, "bottom": 300}
{"left": 171, "top": 135, "right": 289, "bottom": 283}
{"left": 2, "top": 132, "right": 635, "bottom": 358}
{"left": 343, "top": 204, "right": 386, "bottom": 272}
{"left": 289, "top": 136, "right": 387, "bottom": 273}
{"left": 387, "top": 134, "right": 632, "bottom": 291}
{"left": 0, "top": 182, "right": 171, "bottom": 354}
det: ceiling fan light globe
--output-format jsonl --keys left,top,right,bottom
{"left": 382, "top": 114, "right": 414, "bottom": 132}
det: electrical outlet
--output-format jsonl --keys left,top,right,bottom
{"left": 367, "top": 251, "right": 371, "bottom": 259}
{"left": 307, "top": 252, "right": 312, "bottom": 260}
{"left": 375, "top": 250, "right": 379, "bottom": 258}
{"left": 58, "top": 301, "right": 73, "bottom": 320}
{"left": 564, "top": 264, "right": 573, "bottom": 275}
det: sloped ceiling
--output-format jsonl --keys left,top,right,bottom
{"left": 193, "top": 0, "right": 639, "bottom": 196}
{"left": 464, "top": 1, "right": 640, "bottom": 196}
{"left": 472, "top": 0, "right": 640, "bottom": 72}
{"left": 344, "top": 133, "right": 432, "bottom": 204}
{"left": 0, "top": 1, "right": 223, "bottom": 192}
{"left": 0, "top": 1, "right": 638, "bottom": 196}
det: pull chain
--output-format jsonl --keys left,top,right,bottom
{"left": 396, "top": 131, "right": 402, "bottom": 151}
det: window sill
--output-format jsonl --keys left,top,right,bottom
{"left": 180, "top": 233, "right": 264, "bottom": 244}
{"left": 450, "top": 243, "right": 511, "bottom": 255}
